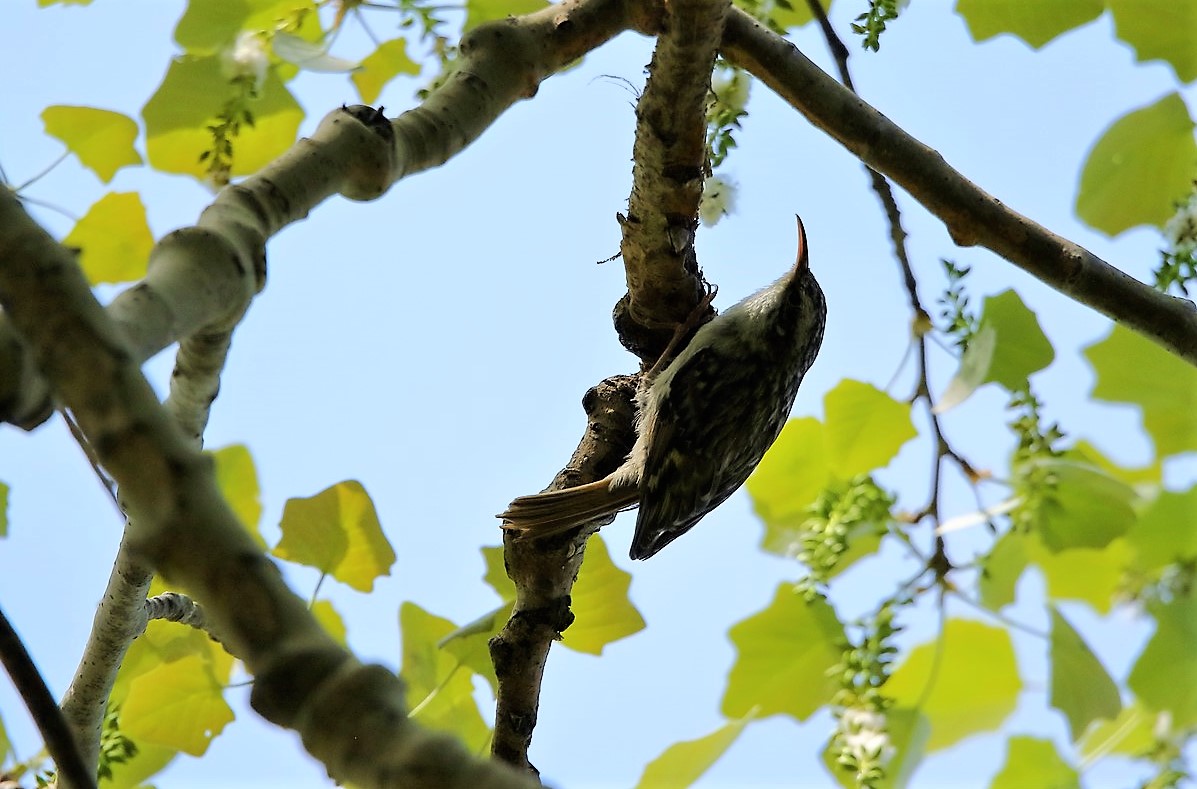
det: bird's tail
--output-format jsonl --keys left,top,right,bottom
{"left": 499, "top": 477, "right": 640, "bottom": 540}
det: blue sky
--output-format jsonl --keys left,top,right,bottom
{"left": 2, "top": 2, "right": 1195, "bottom": 787}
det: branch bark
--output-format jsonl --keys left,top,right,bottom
{"left": 720, "top": 8, "right": 1197, "bottom": 366}
{"left": 491, "top": 0, "right": 729, "bottom": 773}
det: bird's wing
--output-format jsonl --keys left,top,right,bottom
{"left": 631, "top": 344, "right": 760, "bottom": 559}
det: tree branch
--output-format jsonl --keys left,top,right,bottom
{"left": 0, "top": 605, "right": 94, "bottom": 789}
{"left": 616, "top": 0, "right": 730, "bottom": 361}
{"left": 58, "top": 540, "right": 151, "bottom": 785}
{"left": 721, "top": 8, "right": 1197, "bottom": 366}
{"left": 491, "top": 0, "right": 729, "bottom": 773}
{"left": 490, "top": 376, "right": 637, "bottom": 773}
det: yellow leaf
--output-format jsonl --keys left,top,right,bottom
{"left": 114, "top": 619, "right": 233, "bottom": 706}
{"left": 273, "top": 480, "right": 395, "bottom": 591}
{"left": 121, "top": 653, "right": 234, "bottom": 756}
{"left": 143, "top": 54, "right": 303, "bottom": 180}
{"left": 636, "top": 714, "right": 752, "bottom": 788}
{"left": 352, "top": 38, "right": 419, "bottom": 104}
{"left": 561, "top": 534, "right": 645, "bottom": 655}
{"left": 63, "top": 192, "right": 153, "bottom": 285}
{"left": 209, "top": 444, "right": 264, "bottom": 548}
{"left": 481, "top": 544, "right": 516, "bottom": 602}
{"left": 312, "top": 599, "right": 348, "bottom": 646}
{"left": 41, "top": 105, "right": 142, "bottom": 182}
{"left": 400, "top": 603, "right": 492, "bottom": 753}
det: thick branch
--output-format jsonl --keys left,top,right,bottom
{"left": 721, "top": 9, "right": 1197, "bottom": 365}
{"left": 617, "top": 0, "right": 730, "bottom": 362}
{"left": 59, "top": 318, "right": 239, "bottom": 781}
{"left": 491, "top": 0, "right": 729, "bottom": 773}
{"left": 490, "top": 377, "right": 637, "bottom": 772}
{"left": 0, "top": 193, "right": 536, "bottom": 789}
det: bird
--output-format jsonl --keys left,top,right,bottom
{"left": 499, "top": 216, "right": 827, "bottom": 560}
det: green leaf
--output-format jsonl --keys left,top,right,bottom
{"left": 142, "top": 54, "right": 304, "bottom": 180}
{"left": 399, "top": 602, "right": 492, "bottom": 753}
{"left": 988, "top": 736, "right": 1079, "bottom": 789}
{"left": 823, "top": 707, "right": 930, "bottom": 789}
{"left": 62, "top": 192, "right": 153, "bottom": 285}
{"left": 1126, "top": 487, "right": 1197, "bottom": 574}
{"left": 936, "top": 290, "right": 1054, "bottom": 411}
{"left": 635, "top": 714, "right": 752, "bottom": 789}
{"left": 1035, "top": 460, "right": 1136, "bottom": 551}
{"left": 311, "top": 599, "right": 347, "bottom": 647}
{"left": 41, "top": 106, "right": 142, "bottom": 182}
{"left": 464, "top": 0, "right": 548, "bottom": 32}
{"left": 1108, "top": 0, "right": 1197, "bottom": 82}
{"left": 121, "top": 653, "right": 234, "bottom": 756}
{"left": 273, "top": 480, "right": 395, "bottom": 591}
{"left": 1028, "top": 537, "right": 1130, "bottom": 615}
{"left": 174, "top": 0, "right": 320, "bottom": 54}
{"left": 0, "top": 712, "right": 9, "bottom": 764}
{"left": 749, "top": 417, "right": 833, "bottom": 552}
{"left": 721, "top": 585, "right": 843, "bottom": 720}
{"left": 209, "top": 444, "right": 264, "bottom": 547}
{"left": 823, "top": 380, "right": 916, "bottom": 478}
{"left": 1128, "top": 597, "right": 1197, "bottom": 727}
{"left": 481, "top": 544, "right": 516, "bottom": 602}
{"left": 887, "top": 620, "right": 1020, "bottom": 751}
{"left": 352, "top": 38, "right": 420, "bottom": 104}
{"left": 561, "top": 534, "right": 645, "bottom": 655}
{"left": 978, "top": 290, "right": 1054, "bottom": 388}
{"left": 978, "top": 530, "right": 1029, "bottom": 610}
{"left": 956, "top": 0, "right": 1103, "bottom": 49}
{"left": 439, "top": 600, "right": 513, "bottom": 692}
{"left": 1076, "top": 93, "right": 1197, "bottom": 235}
{"left": 935, "top": 323, "right": 996, "bottom": 414}
{"left": 1077, "top": 702, "right": 1157, "bottom": 760}
{"left": 1085, "top": 323, "right": 1197, "bottom": 457}
{"left": 1049, "top": 607, "right": 1121, "bottom": 741}
{"left": 0, "top": 480, "right": 8, "bottom": 538}
{"left": 731, "top": 0, "right": 827, "bottom": 30}
{"left": 100, "top": 740, "right": 177, "bottom": 789}
{"left": 1068, "top": 439, "right": 1162, "bottom": 487}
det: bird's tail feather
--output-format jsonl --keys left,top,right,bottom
{"left": 499, "top": 477, "right": 639, "bottom": 540}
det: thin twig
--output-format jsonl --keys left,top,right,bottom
{"left": 722, "top": 8, "right": 1197, "bottom": 366}
{"left": 0, "top": 606, "right": 95, "bottom": 789}
{"left": 805, "top": 0, "right": 971, "bottom": 578}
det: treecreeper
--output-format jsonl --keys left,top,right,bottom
{"left": 500, "top": 216, "right": 827, "bottom": 560}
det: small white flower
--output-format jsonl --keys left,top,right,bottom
{"left": 221, "top": 31, "right": 269, "bottom": 90}
{"left": 840, "top": 708, "right": 886, "bottom": 732}
{"left": 699, "top": 175, "right": 738, "bottom": 226}
{"left": 1154, "top": 710, "right": 1173, "bottom": 739}
{"left": 838, "top": 708, "right": 895, "bottom": 766}
{"left": 1164, "top": 191, "right": 1197, "bottom": 257}
{"left": 712, "top": 71, "right": 750, "bottom": 113}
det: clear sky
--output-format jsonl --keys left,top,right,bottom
{"left": 2, "top": 2, "right": 1195, "bottom": 787}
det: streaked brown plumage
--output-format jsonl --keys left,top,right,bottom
{"left": 500, "top": 216, "right": 826, "bottom": 560}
